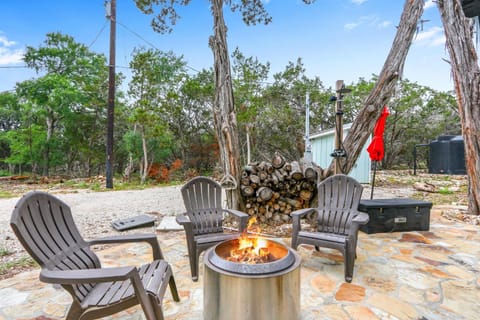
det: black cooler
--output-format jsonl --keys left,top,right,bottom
{"left": 358, "top": 198, "right": 432, "bottom": 234}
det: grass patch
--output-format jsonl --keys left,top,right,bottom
{"left": 438, "top": 187, "right": 454, "bottom": 195}
{"left": 0, "top": 256, "right": 37, "bottom": 276}
{"left": 0, "top": 247, "right": 11, "bottom": 257}
{"left": 0, "top": 191, "right": 13, "bottom": 199}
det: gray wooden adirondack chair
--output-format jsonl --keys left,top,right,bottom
{"left": 10, "top": 191, "right": 179, "bottom": 320}
{"left": 176, "top": 176, "right": 249, "bottom": 281}
{"left": 291, "top": 174, "right": 369, "bottom": 283}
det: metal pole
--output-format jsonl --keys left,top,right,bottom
{"left": 334, "top": 80, "right": 344, "bottom": 174}
{"left": 304, "top": 91, "right": 312, "bottom": 161}
{"left": 106, "top": 0, "right": 116, "bottom": 189}
{"left": 370, "top": 161, "right": 377, "bottom": 199}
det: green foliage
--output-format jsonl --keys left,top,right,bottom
{"left": 0, "top": 31, "right": 460, "bottom": 179}
{"left": 0, "top": 256, "right": 37, "bottom": 276}
{"left": 438, "top": 187, "right": 454, "bottom": 195}
{"left": 0, "top": 247, "right": 11, "bottom": 257}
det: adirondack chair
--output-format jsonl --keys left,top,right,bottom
{"left": 176, "top": 176, "right": 249, "bottom": 281}
{"left": 10, "top": 191, "right": 179, "bottom": 320}
{"left": 291, "top": 174, "right": 369, "bottom": 283}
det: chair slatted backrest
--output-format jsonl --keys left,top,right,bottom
{"left": 10, "top": 191, "right": 101, "bottom": 302}
{"left": 181, "top": 177, "right": 224, "bottom": 235}
{"left": 316, "top": 175, "right": 363, "bottom": 235}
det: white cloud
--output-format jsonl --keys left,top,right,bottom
{"left": 0, "top": 34, "right": 24, "bottom": 65}
{"left": 344, "top": 21, "right": 361, "bottom": 30}
{"left": 424, "top": 0, "right": 436, "bottom": 10}
{"left": 344, "top": 15, "right": 391, "bottom": 30}
{"left": 0, "top": 35, "right": 16, "bottom": 47}
{"left": 414, "top": 26, "right": 445, "bottom": 46}
{"left": 351, "top": 0, "right": 368, "bottom": 4}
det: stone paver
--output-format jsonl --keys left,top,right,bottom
{"left": 0, "top": 207, "right": 479, "bottom": 319}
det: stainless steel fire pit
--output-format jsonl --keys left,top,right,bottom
{"left": 203, "top": 237, "right": 301, "bottom": 320}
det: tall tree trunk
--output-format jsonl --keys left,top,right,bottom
{"left": 327, "top": 0, "right": 424, "bottom": 177}
{"left": 438, "top": 0, "right": 480, "bottom": 215}
{"left": 44, "top": 113, "right": 55, "bottom": 176}
{"left": 140, "top": 127, "right": 148, "bottom": 184}
{"left": 209, "top": 0, "right": 243, "bottom": 210}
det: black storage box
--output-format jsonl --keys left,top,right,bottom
{"left": 358, "top": 198, "right": 432, "bottom": 234}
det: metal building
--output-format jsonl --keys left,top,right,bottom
{"left": 310, "top": 123, "right": 371, "bottom": 183}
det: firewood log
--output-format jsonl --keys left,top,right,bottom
{"left": 256, "top": 186, "right": 273, "bottom": 202}
{"left": 241, "top": 185, "right": 255, "bottom": 197}
{"left": 271, "top": 152, "right": 285, "bottom": 169}
{"left": 241, "top": 176, "right": 250, "bottom": 186}
{"left": 244, "top": 164, "right": 258, "bottom": 174}
{"left": 299, "top": 189, "right": 314, "bottom": 201}
{"left": 249, "top": 174, "right": 260, "bottom": 185}
{"left": 289, "top": 161, "right": 304, "bottom": 180}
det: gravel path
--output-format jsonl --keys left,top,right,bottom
{"left": 0, "top": 186, "right": 186, "bottom": 258}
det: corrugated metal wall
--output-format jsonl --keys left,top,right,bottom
{"left": 310, "top": 123, "right": 371, "bottom": 183}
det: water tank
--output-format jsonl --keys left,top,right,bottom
{"left": 429, "top": 135, "right": 466, "bottom": 175}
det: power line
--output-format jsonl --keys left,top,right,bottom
{"left": 0, "top": 65, "right": 29, "bottom": 69}
{"left": 88, "top": 21, "right": 109, "bottom": 48}
{"left": 116, "top": 19, "right": 202, "bottom": 74}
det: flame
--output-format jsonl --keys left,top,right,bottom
{"left": 227, "top": 217, "right": 270, "bottom": 264}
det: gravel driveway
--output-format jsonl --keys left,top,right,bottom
{"left": 0, "top": 185, "right": 186, "bottom": 257}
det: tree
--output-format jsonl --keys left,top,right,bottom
{"left": 328, "top": 0, "right": 424, "bottom": 177}
{"left": 259, "top": 58, "right": 328, "bottom": 160}
{"left": 133, "top": 0, "right": 315, "bottom": 209}
{"left": 231, "top": 48, "right": 270, "bottom": 164}
{"left": 438, "top": 0, "right": 480, "bottom": 214}
{"left": 127, "top": 48, "right": 185, "bottom": 183}
{"left": 175, "top": 69, "right": 217, "bottom": 173}
{"left": 0, "top": 92, "right": 21, "bottom": 173}
{"left": 381, "top": 79, "right": 459, "bottom": 169}
{"left": 20, "top": 32, "right": 110, "bottom": 176}
{"left": 16, "top": 74, "right": 81, "bottom": 176}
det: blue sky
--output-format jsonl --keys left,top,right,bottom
{"left": 0, "top": 0, "right": 452, "bottom": 94}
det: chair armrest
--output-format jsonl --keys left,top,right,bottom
{"left": 40, "top": 266, "right": 136, "bottom": 284}
{"left": 176, "top": 213, "right": 195, "bottom": 241}
{"left": 291, "top": 208, "right": 317, "bottom": 249}
{"left": 224, "top": 209, "right": 249, "bottom": 232}
{"left": 352, "top": 211, "right": 369, "bottom": 225}
{"left": 88, "top": 234, "right": 164, "bottom": 260}
{"left": 291, "top": 208, "right": 317, "bottom": 219}
{"left": 175, "top": 214, "right": 191, "bottom": 225}
{"left": 224, "top": 208, "right": 249, "bottom": 219}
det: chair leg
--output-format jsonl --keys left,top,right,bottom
{"left": 169, "top": 274, "right": 180, "bottom": 302}
{"left": 150, "top": 294, "right": 165, "bottom": 320}
{"left": 186, "top": 244, "right": 198, "bottom": 281}
{"left": 66, "top": 302, "right": 83, "bottom": 320}
{"left": 191, "top": 250, "right": 202, "bottom": 282}
{"left": 344, "top": 251, "right": 356, "bottom": 283}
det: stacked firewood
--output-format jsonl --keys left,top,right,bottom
{"left": 240, "top": 153, "right": 321, "bottom": 225}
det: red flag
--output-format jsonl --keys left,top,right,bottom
{"left": 367, "top": 106, "right": 390, "bottom": 161}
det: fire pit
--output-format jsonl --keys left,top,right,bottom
{"left": 203, "top": 235, "right": 301, "bottom": 320}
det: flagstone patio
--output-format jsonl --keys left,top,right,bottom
{"left": 0, "top": 207, "right": 479, "bottom": 320}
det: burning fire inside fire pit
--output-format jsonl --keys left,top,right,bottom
{"left": 204, "top": 217, "right": 301, "bottom": 320}
{"left": 226, "top": 217, "right": 276, "bottom": 264}
{"left": 208, "top": 217, "right": 294, "bottom": 275}
{"left": 227, "top": 236, "right": 271, "bottom": 263}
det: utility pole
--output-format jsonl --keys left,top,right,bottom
{"left": 105, "top": 0, "right": 116, "bottom": 189}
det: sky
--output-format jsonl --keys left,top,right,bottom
{"left": 0, "top": 0, "right": 454, "bottom": 94}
